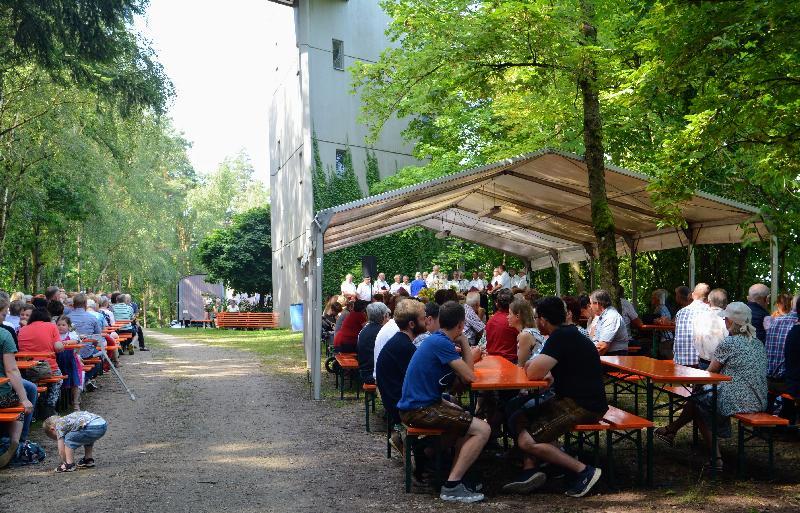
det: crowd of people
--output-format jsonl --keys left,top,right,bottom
{"left": 323, "top": 265, "right": 799, "bottom": 502}
{"left": 0, "top": 287, "right": 143, "bottom": 471}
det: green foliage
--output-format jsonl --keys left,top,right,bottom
{"left": 197, "top": 206, "right": 272, "bottom": 306}
{"left": 311, "top": 133, "right": 329, "bottom": 212}
{"left": 365, "top": 149, "right": 381, "bottom": 192}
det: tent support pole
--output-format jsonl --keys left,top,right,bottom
{"left": 770, "top": 235, "right": 779, "bottom": 310}
{"left": 552, "top": 251, "right": 561, "bottom": 296}
{"left": 688, "top": 243, "right": 696, "bottom": 289}
{"left": 312, "top": 225, "right": 324, "bottom": 400}
{"left": 625, "top": 237, "right": 638, "bottom": 308}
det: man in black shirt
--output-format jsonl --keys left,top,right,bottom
{"left": 503, "top": 296, "right": 607, "bottom": 498}
{"left": 357, "top": 302, "right": 390, "bottom": 384}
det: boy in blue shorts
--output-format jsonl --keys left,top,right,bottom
{"left": 44, "top": 411, "right": 108, "bottom": 472}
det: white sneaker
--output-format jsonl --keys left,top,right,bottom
{"left": 440, "top": 482, "right": 484, "bottom": 503}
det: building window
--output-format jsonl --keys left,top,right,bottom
{"left": 332, "top": 39, "right": 344, "bottom": 70}
{"left": 335, "top": 149, "right": 347, "bottom": 176}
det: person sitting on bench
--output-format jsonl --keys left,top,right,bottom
{"left": 357, "top": 302, "right": 390, "bottom": 385}
{"left": 333, "top": 300, "right": 368, "bottom": 354}
{"left": 397, "top": 300, "right": 490, "bottom": 503}
{"left": 504, "top": 296, "right": 606, "bottom": 497}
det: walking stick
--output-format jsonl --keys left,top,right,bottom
{"left": 100, "top": 350, "right": 136, "bottom": 401}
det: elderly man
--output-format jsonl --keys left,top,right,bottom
{"left": 356, "top": 276, "right": 373, "bottom": 302}
{"left": 463, "top": 291, "right": 485, "bottom": 346}
{"left": 588, "top": 289, "right": 629, "bottom": 355}
{"left": 67, "top": 293, "right": 102, "bottom": 340}
{"left": 357, "top": 302, "right": 390, "bottom": 384}
{"left": 468, "top": 271, "right": 485, "bottom": 292}
{"left": 747, "top": 283, "right": 771, "bottom": 343}
{"left": 389, "top": 275, "right": 403, "bottom": 294}
{"left": 693, "top": 288, "right": 728, "bottom": 369}
{"left": 372, "top": 297, "right": 404, "bottom": 379}
{"left": 511, "top": 269, "right": 528, "bottom": 292}
{"left": 410, "top": 272, "right": 426, "bottom": 297}
{"left": 426, "top": 265, "right": 442, "bottom": 288}
{"left": 673, "top": 283, "right": 711, "bottom": 367}
{"left": 374, "top": 273, "right": 389, "bottom": 292}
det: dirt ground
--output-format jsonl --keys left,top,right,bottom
{"left": 2, "top": 330, "right": 799, "bottom": 513}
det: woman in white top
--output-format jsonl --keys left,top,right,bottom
{"left": 340, "top": 274, "right": 357, "bottom": 298}
{"left": 507, "top": 298, "right": 547, "bottom": 365}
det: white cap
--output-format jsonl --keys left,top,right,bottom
{"left": 717, "top": 301, "right": 752, "bottom": 325}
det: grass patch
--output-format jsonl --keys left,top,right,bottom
{"left": 149, "top": 327, "right": 305, "bottom": 372}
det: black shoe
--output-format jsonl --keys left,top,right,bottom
{"left": 565, "top": 465, "right": 602, "bottom": 498}
{"left": 139, "top": 347, "right": 149, "bottom": 351}
{"left": 502, "top": 468, "right": 547, "bottom": 494}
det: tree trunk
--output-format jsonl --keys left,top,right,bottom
{"left": 569, "top": 262, "right": 586, "bottom": 295}
{"left": 22, "top": 258, "right": 30, "bottom": 292}
{"left": 735, "top": 245, "right": 749, "bottom": 299}
{"left": 77, "top": 232, "right": 82, "bottom": 291}
{"left": 579, "top": 1, "right": 621, "bottom": 306}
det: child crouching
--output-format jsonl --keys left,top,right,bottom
{"left": 44, "top": 411, "right": 107, "bottom": 472}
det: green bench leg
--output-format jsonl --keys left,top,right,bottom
{"left": 767, "top": 428, "right": 775, "bottom": 480}
{"left": 365, "top": 393, "right": 371, "bottom": 432}
{"left": 737, "top": 420, "right": 745, "bottom": 478}
{"left": 605, "top": 430, "right": 615, "bottom": 488}
{"left": 405, "top": 434, "right": 415, "bottom": 492}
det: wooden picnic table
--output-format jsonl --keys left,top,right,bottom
{"left": 637, "top": 323, "right": 675, "bottom": 358}
{"left": 15, "top": 360, "right": 38, "bottom": 370}
{"left": 600, "top": 355, "right": 730, "bottom": 484}
{"left": 471, "top": 355, "right": 548, "bottom": 391}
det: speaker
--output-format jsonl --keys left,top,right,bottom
{"left": 361, "top": 256, "right": 377, "bottom": 280}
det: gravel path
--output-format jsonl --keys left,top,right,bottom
{"left": 2, "top": 330, "right": 798, "bottom": 513}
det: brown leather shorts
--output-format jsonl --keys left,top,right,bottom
{"left": 516, "top": 396, "right": 605, "bottom": 444}
{"left": 400, "top": 399, "right": 473, "bottom": 438}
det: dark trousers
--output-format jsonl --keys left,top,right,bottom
{"left": 136, "top": 324, "right": 146, "bottom": 349}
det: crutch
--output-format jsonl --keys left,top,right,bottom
{"left": 99, "top": 350, "right": 136, "bottom": 401}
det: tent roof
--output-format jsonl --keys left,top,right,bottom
{"left": 316, "top": 149, "right": 768, "bottom": 270}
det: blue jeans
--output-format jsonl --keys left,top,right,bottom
{"left": 21, "top": 379, "right": 38, "bottom": 441}
{"left": 64, "top": 419, "right": 108, "bottom": 449}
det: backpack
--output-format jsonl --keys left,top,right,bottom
{"left": 13, "top": 440, "right": 47, "bottom": 465}
{"left": 22, "top": 360, "right": 52, "bottom": 382}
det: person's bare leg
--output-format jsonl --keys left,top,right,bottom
{"left": 447, "top": 418, "right": 490, "bottom": 482}
{"left": 694, "top": 416, "right": 722, "bottom": 459}
{"left": 662, "top": 401, "right": 696, "bottom": 434}
{"left": 64, "top": 444, "right": 75, "bottom": 465}
{"left": 84, "top": 445, "right": 94, "bottom": 460}
{"left": 518, "top": 429, "right": 584, "bottom": 473}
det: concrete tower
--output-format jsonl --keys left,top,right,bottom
{"left": 268, "top": 0, "right": 421, "bottom": 324}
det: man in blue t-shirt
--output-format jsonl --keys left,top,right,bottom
{"left": 503, "top": 296, "right": 607, "bottom": 498}
{"left": 397, "top": 301, "right": 490, "bottom": 503}
{"left": 409, "top": 272, "right": 427, "bottom": 298}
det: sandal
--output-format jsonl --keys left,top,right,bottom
{"left": 77, "top": 457, "right": 95, "bottom": 468}
{"left": 55, "top": 462, "right": 76, "bottom": 473}
{"left": 654, "top": 427, "right": 676, "bottom": 447}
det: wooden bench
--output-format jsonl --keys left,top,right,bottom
{"left": 403, "top": 426, "right": 445, "bottom": 492}
{"left": 606, "top": 371, "right": 642, "bottom": 414}
{"left": 363, "top": 383, "right": 377, "bottom": 432}
{"left": 567, "top": 405, "right": 652, "bottom": 486}
{"left": 334, "top": 353, "right": 359, "bottom": 400}
{"left": 215, "top": 312, "right": 280, "bottom": 330}
{"left": 0, "top": 405, "right": 24, "bottom": 414}
{"left": 733, "top": 412, "right": 790, "bottom": 479}
{"left": 0, "top": 412, "right": 21, "bottom": 422}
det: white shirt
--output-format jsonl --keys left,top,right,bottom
{"left": 356, "top": 282, "right": 373, "bottom": 301}
{"left": 620, "top": 299, "right": 639, "bottom": 334}
{"left": 458, "top": 279, "right": 470, "bottom": 292}
{"left": 373, "top": 319, "right": 400, "bottom": 378}
{"left": 340, "top": 281, "right": 356, "bottom": 296}
{"left": 498, "top": 272, "right": 511, "bottom": 289}
{"left": 374, "top": 279, "right": 389, "bottom": 291}
{"left": 511, "top": 275, "right": 528, "bottom": 289}
{"left": 693, "top": 306, "right": 727, "bottom": 361}
{"left": 400, "top": 283, "right": 411, "bottom": 294}
{"left": 468, "top": 279, "right": 485, "bottom": 291}
{"left": 425, "top": 272, "right": 440, "bottom": 287}
{"left": 389, "top": 282, "right": 403, "bottom": 294}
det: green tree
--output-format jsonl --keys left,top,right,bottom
{"left": 197, "top": 206, "right": 273, "bottom": 308}
{"left": 353, "top": 0, "right": 638, "bottom": 302}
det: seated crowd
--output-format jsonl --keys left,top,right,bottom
{"left": 0, "top": 287, "right": 146, "bottom": 470}
{"left": 325, "top": 263, "right": 799, "bottom": 502}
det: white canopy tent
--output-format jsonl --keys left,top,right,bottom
{"left": 300, "top": 149, "right": 775, "bottom": 399}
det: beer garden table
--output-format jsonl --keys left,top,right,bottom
{"left": 600, "top": 355, "right": 731, "bottom": 484}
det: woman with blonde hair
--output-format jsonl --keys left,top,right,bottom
{"left": 655, "top": 302, "right": 767, "bottom": 471}
{"left": 507, "top": 298, "right": 547, "bottom": 365}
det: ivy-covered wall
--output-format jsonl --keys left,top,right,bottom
{"left": 311, "top": 135, "right": 522, "bottom": 297}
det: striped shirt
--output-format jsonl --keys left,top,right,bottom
{"left": 673, "top": 300, "right": 709, "bottom": 366}
{"left": 111, "top": 303, "right": 134, "bottom": 330}
{"left": 765, "top": 312, "right": 798, "bottom": 378}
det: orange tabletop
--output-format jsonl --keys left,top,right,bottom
{"left": 62, "top": 343, "right": 86, "bottom": 350}
{"left": 15, "top": 360, "right": 38, "bottom": 370}
{"left": 600, "top": 355, "right": 730, "bottom": 384}
{"left": 470, "top": 355, "right": 548, "bottom": 391}
{"left": 0, "top": 377, "right": 8, "bottom": 385}
{"left": 15, "top": 352, "right": 55, "bottom": 360}
{"left": 638, "top": 324, "right": 675, "bottom": 332}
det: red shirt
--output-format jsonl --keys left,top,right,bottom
{"left": 18, "top": 321, "right": 61, "bottom": 371}
{"left": 485, "top": 309, "right": 520, "bottom": 363}
{"left": 334, "top": 311, "right": 366, "bottom": 349}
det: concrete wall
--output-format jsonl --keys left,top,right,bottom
{"left": 269, "top": 0, "right": 425, "bottom": 325}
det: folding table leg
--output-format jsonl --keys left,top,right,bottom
{"left": 737, "top": 420, "right": 745, "bottom": 478}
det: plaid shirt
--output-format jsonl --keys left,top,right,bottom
{"left": 765, "top": 312, "right": 798, "bottom": 378}
{"left": 673, "top": 300, "right": 709, "bottom": 366}
{"left": 462, "top": 304, "right": 485, "bottom": 345}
